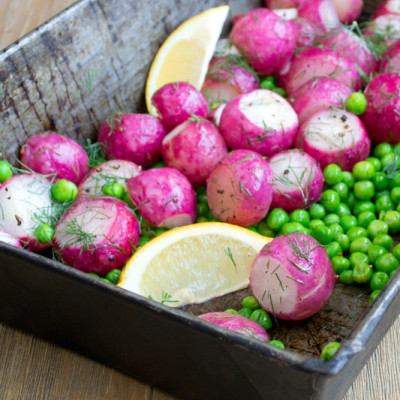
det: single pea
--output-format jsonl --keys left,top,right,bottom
{"left": 370, "top": 271, "right": 389, "bottom": 291}
{"left": 310, "top": 224, "right": 334, "bottom": 245}
{"left": 342, "top": 171, "right": 355, "bottom": 188}
{"left": 352, "top": 262, "right": 372, "bottom": 284}
{"left": 345, "top": 92, "right": 367, "bottom": 115}
{"left": 366, "top": 157, "right": 382, "bottom": 172}
{"left": 247, "top": 226, "right": 258, "bottom": 233}
{"left": 122, "top": 191, "right": 134, "bottom": 208}
{"left": 150, "top": 160, "right": 166, "bottom": 169}
{"left": 328, "top": 223, "right": 344, "bottom": 235}
{"left": 373, "top": 142, "right": 393, "bottom": 159}
{"left": 367, "top": 219, "right": 389, "bottom": 238}
{"left": 347, "top": 226, "right": 367, "bottom": 242}
{"left": 353, "top": 201, "right": 375, "bottom": 216}
{"left": 332, "top": 183, "right": 349, "bottom": 201}
{"left": 257, "top": 221, "right": 276, "bottom": 237}
{"left": 260, "top": 78, "right": 276, "bottom": 90}
{"left": 375, "top": 253, "right": 399, "bottom": 273}
{"left": 390, "top": 270, "right": 397, "bottom": 279}
{"left": 368, "top": 245, "right": 388, "bottom": 264}
{"left": 352, "top": 161, "right": 376, "bottom": 181}
{"left": 373, "top": 234, "right": 393, "bottom": 250}
{"left": 196, "top": 216, "right": 209, "bottom": 223}
{"left": 206, "top": 210, "right": 218, "bottom": 221}
{"left": 197, "top": 202, "right": 210, "bottom": 216}
{"left": 335, "top": 233, "right": 350, "bottom": 251}
{"left": 224, "top": 309, "right": 238, "bottom": 314}
{"left": 336, "top": 202, "right": 352, "bottom": 217}
{"left": 238, "top": 307, "right": 253, "bottom": 318}
{"left": 260, "top": 76, "right": 276, "bottom": 86}
{"left": 105, "top": 269, "right": 121, "bottom": 284}
{"left": 332, "top": 256, "right": 351, "bottom": 274}
{"left": 381, "top": 152, "right": 396, "bottom": 169}
{"left": 34, "top": 223, "right": 54, "bottom": 244}
{"left": 267, "top": 208, "right": 290, "bottom": 231}
{"left": 102, "top": 182, "right": 124, "bottom": 199}
{"left": 310, "top": 219, "right": 325, "bottom": 229}
{"left": 344, "top": 191, "right": 356, "bottom": 209}
{"left": 269, "top": 340, "right": 285, "bottom": 349}
{"left": 137, "top": 236, "right": 151, "bottom": 247}
{"left": 354, "top": 180, "right": 375, "bottom": 201}
{"left": 374, "top": 189, "right": 391, "bottom": 202}
{"left": 391, "top": 187, "right": 400, "bottom": 204}
{"left": 102, "top": 278, "right": 113, "bottom": 284}
{"left": 349, "top": 252, "right": 369, "bottom": 268}
{"left": 321, "top": 342, "right": 341, "bottom": 361}
{"left": 394, "top": 143, "right": 400, "bottom": 153}
{"left": 320, "top": 190, "right": 340, "bottom": 212}
{"left": 323, "top": 164, "right": 344, "bottom": 185}
{"left": 357, "top": 211, "right": 376, "bottom": 229}
{"left": 339, "top": 270, "right": 354, "bottom": 284}
{"left": 289, "top": 209, "right": 310, "bottom": 227}
{"left": 271, "top": 87, "right": 287, "bottom": 97}
{"left": 326, "top": 241, "right": 343, "bottom": 259}
{"left": 155, "top": 228, "right": 167, "bottom": 236}
{"left": 382, "top": 210, "right": 400, "bottom": 233}
{"left": 371, "top": 172, "right": 388, "bottom": 191}
{"left": 281, "top": 222, "right": 305, "bottom": 235}
{"left": 309, "top": 203, "right": 326, "bottom": 219}
{"left": 388, "top": 172, "right": 400, "bottom": 189}
{"left": 52, "top": 179, "right": 78, "bottom": 203}
{"left": 369, "top": 290, "right": 381, "bottom": 304}
{"left": 242, "top": 296, "right": 260, "bottom": 310}
{"left": 197, "top": 192, "right": 208, "bottom": 204}
{"left": 324, "top": 213, "right": 341, "bottom": 225}
{"left": 340, "top": 215, "right": 358, "bottom": 232}
{"left": 87, "top": 272, "right": 100, "bottom": 278}
{"left": 0, "top": 160, "right": 12, "bottom": 183}
{"left": 375, "top": 195, "right": 395, "bottom": 213}
{"left": 392, "top": 243, "right": 400, "bottom": 261}
{"left": 250, "top": 309, "right": 273, "bottom": 331}
{"left": 349, "top": 237, "right": 372, "bottom": 254}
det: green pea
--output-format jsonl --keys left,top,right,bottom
{"left": 267, "top": 208, "right": 290, "bottom": 231}
{"left": 367, "top": 219, "right": 389, "bottom": 238}
{"left": 374, "top": 189, "right": 391, "bottom": 202}
{"left": 238, "top": 307, "right": 253, "bottom": 318}
{"left": 102, "top": 182, "right": 124, "bottom": 199}
{"left": 34, "top": 223, "right": 54, "bottom": 244}
{"left": 371, "top": 172, "right": 388, "bottom": 191}
{"left": 392, "top": 243, "right": 400, "bottom": 261}
{"left": 368, "top": 245, "right": 388, "bottom": 264}
{"left": 332, "top": 256, "right": 351, "bottom": 274}
{"left": 247, "top": 226, "right": 258, "bottom": 233}
{"left": 340, "top": 215, "right": 358, "bottom": 232}
{"left": 289, "top": 209, "right": 310, "bottom": 227}
{"left": 320, "top": 342, "right": 341, "bottom": 361}
{"left": 369, "top": 290, "right": 381, "bottom": 304}
{"left": 370, "top": 271, "right": 389, "bottom": 291}
{"left": 339, "top": 270, "right": 354, "bottom": 284}
{"left": 281, "top": 222, "right": 306, "bottom": 235}
{"left": 342, "top": 171, "right": 355, "bottom": 188}
{"left": 224, "top": 309, "right": 238, "bottom": 314}
{"left": 324, "top": 213, "right": 341, "bottom": 225}
{"left": 388, "top": 172, "right": 400, "bottom": 189}
{"left": 197, "top": 202, "right": 210, "bottom": 216}
{"left": 335, "top": 233, "right": 350, "bottom": 252}
{"left": 257, "top": 221, "right": 276, "bottom": 237}
{"left": 323, "top": 164, "right": 344, "bottom": 185}
{"left": 242, "top": 296, "right": 260, "bottom": 310}
{"left": 151, "top": 161, "right": 166, "bottom": 169}
{"left": 332, "top": 183, "right": 349, "bottom": 201}
{"left": 349, "top": 252, "right": 369, "bottom": 268}
{"left": 353, "top": 201, "right": 375, "bottom": 216}
{"left": 373, "top": 234, "right": 393, "bottom": 250}
{"left": 350, "top": 237, "right": 372, "bottom": 254}
{"left": 336, "top": 202, "right": 352, "bottom": 217}
{"left": 309, "top": 203, "right": 326, "bottom": 219}
{"left": 260, "top": 77, "right": 276, "bottom": 90}
{"left": 375, "top": 195, "right": 395, "bottom": 213}
{"left": 344, "top": 191, "right": 356, "bottom": 209}
{"left": 381, "top": 152, "right": 397, "bottom": 169}
{"left": 366, "top": 157, "right": 382, "bottom": 172}
{"left": 326, "top": 241, "right": 343, "bottom": 259}
{"left": 197, "top": 192, "right": 208, "bottom": 204}
{"left": 206, "top": 210, "right": 218, "bottom": 221}
{"left": 137, "top": 236, "right": 151, "bottom": 247}
{"left": 271, "top": 87, "right": 287, "bottom": 97}
{"left": 354, "top": 180, "right": 375, "bottom": 201}
{"left": 310, "top": 224, "right": 334, "bottom": 245}
{"left": 105, "top": 269, "right": 121, "bottom": 284}
{"left": 310, "top": 219, "right": 325, "bottom": 229}
{"left": 345, "top": 92, "right": 367, "bottom": 115}
{"left": 320, "top": 190, "right": 340, "bottom": 212}
{"left": 382, "top": 210, "right": 400, "bottom": 233}
{"left": 352, "top": 161, "right": 376, "bottom": 181}
{"left": 102, "top": 278, "right": 113, "bottom": 284}
{"left": 373, "top": 142, "right": 393, "bottom": 159}
{"left": 155, "top": 228, "right": 167, "bottom": 236}
{"left": 329, "top": 223, "right": 344, "bottom": 235}
{"left": 347, "top": 226, "right": 367, "bottom": 242}
{"left": 352, "top": 262, "right": 372, "bottom": 284}
{"left": 52, "top": 179, "right": 78, "bottom": 203}
{"left": 0, "top": 160, "right": 12, "bottom": 183}
{"left": 250, "top": 309, "right": 273, "bottom": 331}
{"left": 375, "top": 253, "right": 399, "bottom": 273}
{"left": 196, "top": 216, "right": 209, "bottom": 223}
{"left": 390, "top": 187, "right": 400, "bottom": 204}
{"left": 87, "top": 273, "right": 100, "bottom": 279}
{"left": 269, "top": 340, "right": 285, "bottom": 349}
{"left": 357, "top": 211, "right": 376, "bottom": 229}
{"left": 122, "top": 191, "right": 134, "bottom": 208}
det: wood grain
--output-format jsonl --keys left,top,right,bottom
{"left": 0, "top": 0, "right": 399, "bottom": 399}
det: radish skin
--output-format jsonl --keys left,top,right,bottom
{"left": 0, "top": 230, "right": 22, "bottom": 248}
{"left": 330, "top": 0, "right": 363, "bottom": 24}
{"left": 379, "top": 39, "right": 400, "bottom": 73}
{"left": 374, "top": 0, "right": 400, "bottom": 18}
{"left": 364, "top": 14, "right": 400, "bottom": 49}
{"left": 250, "top": 233, "right": 336, "bottom": 321}
{"left": 297, "top": 0, "right": 340, "bottom": 32}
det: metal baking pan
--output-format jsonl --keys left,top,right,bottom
{"left": 0, "top": 0, "right": 398, "bottom": 399}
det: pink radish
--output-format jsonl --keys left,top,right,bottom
{"left": 291, "top": 18, "right": 324, "bottom": 48}
{"left": 206, "top": 149, "right": 273, "bottom": 227}
{"left": 77, "top": 160, "right": 142, "bottom": 199}
{"left": 374, "top": 0, "right": 400, "bottom": 18}
{"left": 288, "top": 77, "right": 353, "bottom": 125}
{"left": 0, "top": 174, "right": 55, "bottom": 251}
{"left": 250, "top": 233, "right": 336, "bottom": 321}
{"left": 297, "top": 0, "right": 341, "bottom": 32}
{"left": 20, "top": 132, "right": 89, "bottom": 185}
{"left": 269, "top": 150, "right": 324, "bottom": 213}
{"left": 198, "top": 312, "right": 270, "bottom": 342}
{"left": 201, "top": 56, "right": 259, "bottom": 104}
{"left": 53, "top": 197, "right": 140, "bottom": 276}
{"left": 230, "top": 8, "right": 297, "bottom": 76}
{"left": 219, "top": 89, "right": 298, "bottom": 158}
{"left": 97, "top": 113, "right": 166, "bottom": 167}
{"left": 361, "top": 73, "right": 400, "bottom": 145}
{"left": 0, "top": 230, "right": 22, "bottom": 248}
{"left": 162, "top": 119, "right": 228, "bottom": 188}
{"left": 212, "top": 102, "right": 227, "bottom": 126}
{"left": 364, "top": 14, "right": 400, "bottom": 49}
{"left": 127, "top": 168, "right": 197, "bottom": 228}
{"left": 379, "top": 39, "right": 400, "bottom": 73}
{"left": 296, "top": 108, "right": 371, "bottom": 171}
{"left": 265, "top": 0, "right": 308, "bottom": 7}
{"left": 151, "top": 82, "right": 210, "bottom": 132}
{"left": 330, "top": 0, "right": 363, "bottom": 24}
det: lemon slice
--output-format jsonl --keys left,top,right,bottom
{"left": 118, "top": 222, "right": 271, "bottom": 307}
{"left": 145, "top": 6, "right": 230, "bottom": 116}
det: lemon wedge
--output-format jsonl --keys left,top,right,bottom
{"left": 145, "top": 6, "right": 230, "bottom": 116}
{"left": 118, "top": 222, "right": 271, "bottom": 307}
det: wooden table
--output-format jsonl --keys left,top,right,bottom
{"left": 0, "top": 1, "right": 399, "bottom": 399}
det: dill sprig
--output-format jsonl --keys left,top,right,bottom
{"left": 161, "top": 291, "right": 179, "bottom": 304}
{"left": 382, "top": 147, "right": 400, "bottom": 178}
{"left": 83, "top": 139, "right": 106, "bottom": 168}
{"left": 224, "top": 247, "right": 237, "bottom": 271}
